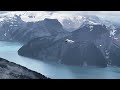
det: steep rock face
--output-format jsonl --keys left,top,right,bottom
{"left": 68, "top": 24, "right": 111, "bottom": 58}
{"left": 71, "top": 24, "right": 108, "bottom": 42}
{"left": 18, "top": 36, "right": 107, "bottom": 67}
{"left": 73, "top": 23, "right": 120, "bottom": 67}
{"left": 0, "top": 57, "right": 49, "bottom": 79}
{"left": 61, "top": 42, "right": 107, "bottom": 67}
{"left": 109, "top": 42, "right": 120, "bottom": 66}
{"left": 71, "top": 24, "right": 120, "bottom": 67}
{"left": 18, "top": 36, "right": 55, "bottom": 59}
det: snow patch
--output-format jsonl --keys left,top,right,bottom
{"left": 114, "top": 37, "right": 118, "bottom": 40}
{"left": 110, "top": 29, "right": 116, "bottom": 37}
{"left": 0, "top": 18, "right": 4, "bottom": 21}
{"left": 65, "top": 39, "right": 75, "bottom": 43}
{"left": 11, "top": 22, "right": 14, "bottom": 24}
{"left": 4, "top": 33, "right": 6, "bottom": 36}
{"left": 89, "top": 26, "right": 93, "bottom": 31}
{"left": 88, "top": 21, "right": 101, "bottom": 25}
{"left": 99, "top": 45, "right": 102, "bottom": 47}
{"left": 9, "top": 25, "right": 13, "bottom": 27}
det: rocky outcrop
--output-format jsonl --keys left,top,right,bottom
{"left": 0, "top": 57, "right": 49, "bottom": 79}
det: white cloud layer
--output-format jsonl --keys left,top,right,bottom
{"left": 0, "top": 11, "right": 120, "bottom": 22}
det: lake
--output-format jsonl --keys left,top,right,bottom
{"left": 0, "top": 41, "right": 120, "bottom": 79}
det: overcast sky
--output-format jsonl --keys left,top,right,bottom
{"left": 1, "top": 11, "right": 120, "bottom": 16}
{"left": 0, "top": 11, "right": 120, "bottom": 22}
{"left": 51, "top": 11, "right": 120, "bottom": 19}
{"left": 52, "top": 11, "right": 120, "bottom": 15}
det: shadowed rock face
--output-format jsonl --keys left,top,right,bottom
{"left": 18, "top": 35, "right": 107, "bottom": 67}
{"left": 71, "top": 24, "right": 120, "bottom": 67}
{"left": 71, "top": 24, "right": 108, "bottom": 42}
{"left": 0, "top": 58, "right": 49, "bottom": 79}
{"left": 18, "top": 36, "right": 55, "bottom": 59}
{"left": 61, "top": 42, "right": 107, "bottom": 67}
{"left": 109, "top": 43, "right": 120, "bottom": 66}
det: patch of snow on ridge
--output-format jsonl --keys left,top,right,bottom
{"left": 89, "top": 26, "right": 93, "bottom": 31}
{"left": 4, "top": 33, "right": 6, "bottom": 36}
{"left": 65, "top": 39, "right": 75, "bottom": 43}
{"left": 114, "top": 37, "right": 118, "bottom": 40}
{"left": 0, "top": 18, "right": 4, "bottom": 21}
{"left": 88, "top": 21, "right": 101, "bottom": 25}
{"left": 110, "top": 29, "right": 116, "bottom": 37}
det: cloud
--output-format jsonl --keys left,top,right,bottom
{"left": 47, "top": 11, "right": 120, "bottom": 16}
{"left": 1, "top": 11, "right": 120, "bottom": 16}
{"left": 0, "top": 11, "right": 120, "bottom": 22}
{"left": 48, "top": 11, "right": 120, "bottom": 23}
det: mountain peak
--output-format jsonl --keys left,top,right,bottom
{"left": 44, "top": 18, "right": 60, "bottom": 24}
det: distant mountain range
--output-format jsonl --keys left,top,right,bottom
{"left": 0, "top": 12, "right": 119, "bottom": 31}
{"left": 1, "top": 13, "right": 120, "bottom": 67}
{"left": 0, "top": 15, "right": 69, "bottom": 43}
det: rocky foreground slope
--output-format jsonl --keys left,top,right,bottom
{"left": 0, "top": 57, "right": 49, "bottom": 79}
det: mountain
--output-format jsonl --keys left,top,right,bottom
{"left": 0, "top": 14, "right": 118, "bottom": 43}
{"left": 71, "top": 22, "right": 120, "bottom": 67}
{"left": 1, "top": 13, "right": 120, "bottom": 67}
{"left": 60, "top": 15, "right": 120, "bottom": 32}
{"left": 18, "top": 22, "right": 120, "bottom": 67}
{"left": 0, "top": 15, "right": 69, "bottom": 43}
{"left": 0, "top": 15, "right": 26, "bottom": 42}
{"left": 18, "top": 34, "right": 107, "bottom": 67}
{"left": 0, "top": 12, "right": 119, "bottom": 32}
{"left": 71, "top": 24, "right": 108, "bottom": 41}
{"left": 0, "top": 57, "right": 49, "bottom": 79}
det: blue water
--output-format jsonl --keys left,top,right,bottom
{"left": 0, "top": 41, "right": 120, "bottom": 79}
